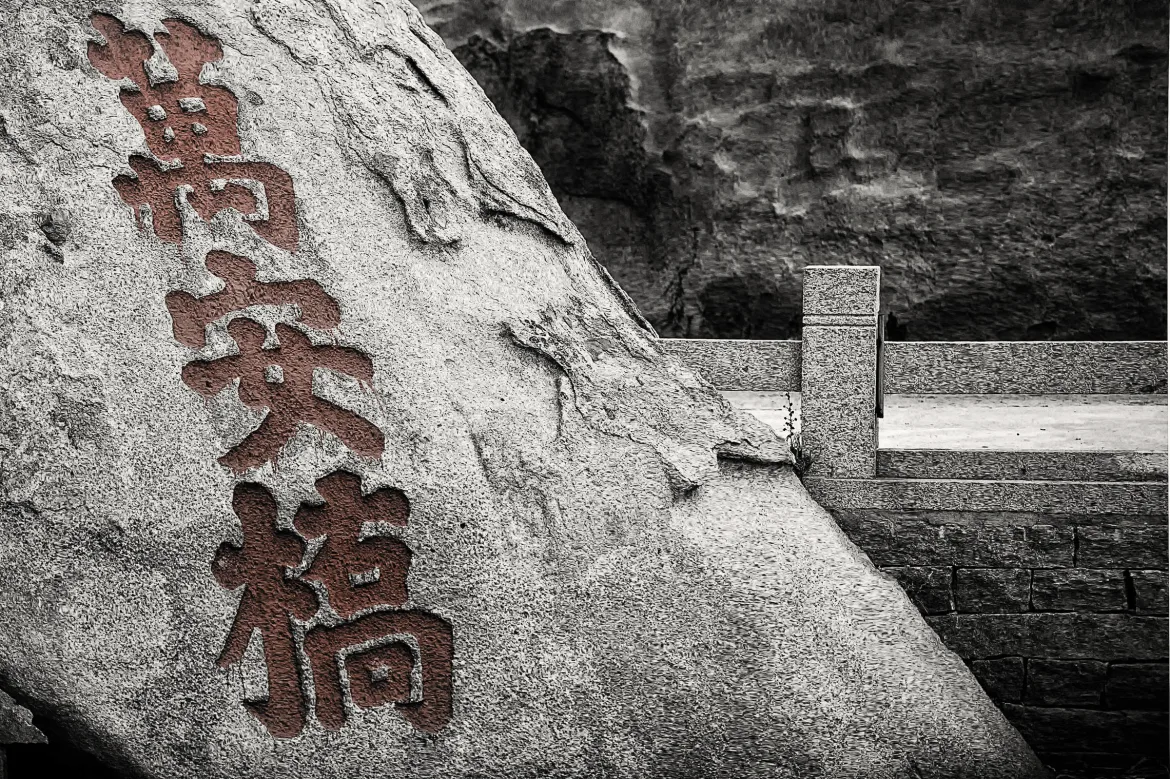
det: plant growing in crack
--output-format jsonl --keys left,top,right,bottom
{"left": 777, "top": 391, "right": 812, "bottom": 479}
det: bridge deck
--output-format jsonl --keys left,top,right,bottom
{"left": 725, "top": 392, "right": 1168, "bottom": 452}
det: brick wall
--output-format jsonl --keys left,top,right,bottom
{"left": 835, "top": 509, "right": 1169, "bottom": 777}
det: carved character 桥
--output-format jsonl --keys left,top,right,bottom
{"left": 214, "top": 475, "right": 453, "bottom": 737}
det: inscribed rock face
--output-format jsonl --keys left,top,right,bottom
{"left": 0, "top": 3, "right": 1043, "bottom": 778}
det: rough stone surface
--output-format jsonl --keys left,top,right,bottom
{"left": 1024, "top": 660, "right": 1107, "bottom": 707}
{"left": 800, "top": 325, "right": 877, "bottom": 478}
{"left": 1001, "top": 705, "right": 1168, "bottom": 756}
{"left": 0, "top": 690, "right": 46, "bottom": 745}
{"left": 810, "top": 478, "right": 1167, "bottom": 515}
{"left": 1039, "top": 751, "right": 1170, "bottom": 779}
{"left": 883, "top": 342, "right": 1169, "bottom": 395}
{"left": 1030, "top": 569, "right": 1128, "bottom": 613}
{"left": 834, "top": 512, "right": 1074, "bottom": 568}
{"left": 1077, "top": 525, "right": 1170, "bottom": 568}
{"left": 927, "top": 614, "right": 1168, "bottom": 660}
{"left": 875, "top": 449, "right": 1170, "bottom": 483}
{"left": 1104, "top": 664, "right": 1170, "bottom": 711}
{"left": 0, "top": 3, "right": 1042, "bottom": 778}
{"left": 968, "top": 658, "right": 1024, "bottom": 704}
{"left": 883, "top": 566, "right": 953, "bottom": 615}
{"left": 954, "top": 568, "right": 1031, "bottom": 614}
{"left": 411, "top": 0, "right": 1168, "bottom": 342}
{"left": 799, "top": 267, "right": 880, "bottom": 482}
{"left": 834, "top": 506, "right": 1168, "bottom": 772}
{"left": 1129, "top": 569, "right": 1169, "bottom": 614}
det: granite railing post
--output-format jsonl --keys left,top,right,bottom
{"left": 800, "top": 265, "right": 881, "bottom": 478}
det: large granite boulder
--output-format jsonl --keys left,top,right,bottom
{"left": 0, "top": 2, "right": 1043, "bottom": 777}
{"left": 414, "top": 0, "right": 1168, "bottom": 341}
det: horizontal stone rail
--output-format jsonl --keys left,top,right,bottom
{"left": 884, "top": 341, "right": 1168, "bottom": 395}
{"left": 659, "top": 264, "right": 1168, "bottom": 771}
{"left": 657, "top": 339, "right": 800, "bottom": 392}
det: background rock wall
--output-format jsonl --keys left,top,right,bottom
{"left": 411, "top": 0, "right": 1168, "bottom": 341}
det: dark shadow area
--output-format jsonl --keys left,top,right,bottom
{"left": 6, "top": 743, "right": 127, "bottom": 779}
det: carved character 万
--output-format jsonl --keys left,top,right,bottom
{"left": 88, "top": 12, "right": 298, "bottom": 251}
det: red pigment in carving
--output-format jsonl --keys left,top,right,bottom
{"left": 112, "top": 156, "right": 297, "bottom": 251}
{"left": 166, "top": 251, "right": 340, "bottom": 348}
{"left": 297, "top": 471, "right": 452, "bottom": 732}
{"left": 181, "top": 319, "right": 384, "bottom": 472}
{"left": 89, "top": 14, "right": 239, "bottom": 162}
{"left": 213, "top": 482, "right": 317, "bottom": 738}
{"left": 296, "top": 471, "right": 411, "bottom": 619}
{"left": 215, "top": 475, "right": 453, "bottom": 737}
{"left": 306, "top": 610, "right": 454, "bottom": 733}
{"left": 88, "top": 13, "right": 298, "bottom": 251}
{"left": 346, "top": 641, "right": 415, "bottom": 710}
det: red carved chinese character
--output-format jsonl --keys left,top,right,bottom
{"left": 213, "top": 483, "right": 317, "bottom": 738}
{"left": 88, "top": 14, "right": 239, "bottom": 162}
{"left": 296, "top": 471, "right": 453, "bottom": 732}
{"left": 213, "top": 475, "right": 453, "bottom": 737}
{"left": 181, "top": 319, "right": 384, "bottom": 472}
{"left": 88, "top": 13, "right": 298, "bottom": 251}
{"left": 295, "top": 471, "right": 411, "bottom": 619}
{"left": 306, "top": 610, "right": 454, "bottom": 733}
{"left": 166, "top": 250, "right": 340, "bottom": 349}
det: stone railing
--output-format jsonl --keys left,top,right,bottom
{"left": 662, "top": 265, "right": 1168, "bottom": 777}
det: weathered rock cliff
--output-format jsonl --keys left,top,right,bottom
{"left": 415, "top": 0, "right": 1168, "bottom": 340}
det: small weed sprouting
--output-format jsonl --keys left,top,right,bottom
{"left": 779, "top": 392, "right": 812, "bottom": 479}
{"left": 789, "top": 432, "right": 813, "bottom": 479}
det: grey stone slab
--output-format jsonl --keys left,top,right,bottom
{"left": 1031, "top": 569, "right": 1128, "bottom": 613}
{"left": 1130, "top": 570, "right": 1169, "bottom": 615}
{"left": 927, "top": 614, "right": 1169, "bottom": 660}
{"left": 1038, "top": 751, "right": 1168, "bottom": 778}
{"left": 807, "top": 477, "right": 1168, "bottom": 514}
{"left": 802, "top": 315, "right": 877, "bottom": 326}
{"left": 832, "top": 508, "right": 1168, "bottom": 529}
{"left": 882, "top": 566, "right": 954, "bottom": 614}
{"left": 833, "top": 512, "right": 1074, "bottom": 568}
{"left": 801, "top": 265, "right": 881, "bottom": 317}
{"left": 969, "top": 658, "right": 1024, "bottom": 703}
{"left": 1077, "top": 525, "right": 1170, "bottom": 568}
{"left": 1104, "top": 663, "right": 1170, "bottom": 710}
{"left": 885, "top": 341, "right": 1168, "bottom": 394}
{"left": 955, "top": 568, "right": 1031, "bottom": 614}
{"left": 660, "top": 339, "right": 800, "bottom": 392}
{"left": 1024, "top": 660, "right": 1107, "bottom": 707}
{"left": 876, "top": 449, "right": 1169, "bottom": 482}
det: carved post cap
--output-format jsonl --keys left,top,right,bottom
{"left": 802, "top": 265, "right": 881, "bottom": 322}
